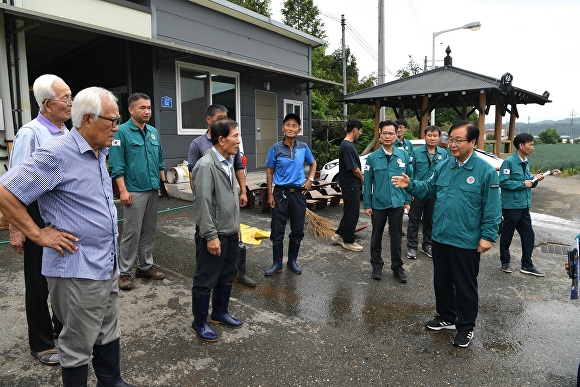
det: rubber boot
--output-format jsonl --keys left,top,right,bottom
{"left": 92, "top": 338, "right": 135, "bottom": 387}
{"left": 265, "top": 243, "right": 283, "bottom": 276}
{"left": 235, "top": 244, "right": 256, "bottom": 287}
{"left": 191, "top": 291, "right": 219, "bottom": 342}
{"left": 287, "top": 240, "right": 302, "bottom": 274}
{"left": 61, "top": 364, "right": 88, "bottom": 387}
{"left": 210, "top": 283, "right": 243, "bottom": 328}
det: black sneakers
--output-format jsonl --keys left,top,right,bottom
{"left": 501, "top": 263, "right": 512, "bottom": 273}
{"left": 520, "top": 266, "right": 545, "bottom": 277}
{"left": 453, "top": 330, "right": 474, "bottom": 348}
{"left": 425, "top": 316, "right": 456, "bottom": 331}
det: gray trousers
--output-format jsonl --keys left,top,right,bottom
{"left": 47, "top": 272, "right": 120, "bottom": 367}
{"left": 119, "top": 190, "right": 158, "bottom": 275}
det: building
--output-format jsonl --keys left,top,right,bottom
{"left": 0, "top": 0, "right": 338, "bottom": 175}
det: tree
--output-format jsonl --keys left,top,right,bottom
{"left": 396, "top": 55, "right": 421, "bottom": 78}
{"left": 538, "top": 128, "right": 561, "bottom": 144}
{"left": 281, "top": 0, "right": 326, "bottom": 40}
{"left": 228, "top": 0, "right": 271, "bottom": 17}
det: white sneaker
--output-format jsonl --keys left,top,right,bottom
{"left": 331, "top": 233, "right": 344, "bottom": 246}
{"left": 343, "top": 242, "right": 363, "bottom": 252}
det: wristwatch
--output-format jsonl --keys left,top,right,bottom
{"left": 308, "top": 177, "right": 314, "bottom": 182}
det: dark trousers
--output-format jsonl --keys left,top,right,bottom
{"left": 270, "top": 187, "right": 306, "bottom": 245}
{"left": 25, "top": 201, "right": 62, "bottom": 353}
{"left": 336, "top": 187, "right": 361, "bottom": 244}
{"left": 406, "top": 197, "right": 435, "bottom": 250}
{"left": 370, "top": 207, "right": 404, "bottom": 272}
{"left": 193, "top": 228, "right": 239, "bottom": 294}
{"left": 500, "top": 208, "right": 535, "bottom": 268}
{"left": 432, "top": 241, "right": 480, "bottom": 332}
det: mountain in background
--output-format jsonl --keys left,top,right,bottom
{"left": 485, "top": 118, "right": 580, "bottom": 138}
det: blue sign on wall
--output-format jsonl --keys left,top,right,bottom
{"left": 161, "top": 96, "right": 173, "bottom": 108}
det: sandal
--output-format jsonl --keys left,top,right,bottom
{"left": 31, "top": 348, "right": 60, "bottom": 366}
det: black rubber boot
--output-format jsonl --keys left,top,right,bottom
{"left": 61, "top": 364, "right": 88, "bottom": 387}
{"left": 287, "top": 240, "right": 302, "bottom": 274}
{"left": 191, "top": 291, "right": 219, "bottom": 342}
{"left": 235, "top": 244, "right": 256, "bottom": 287}
{"left": 210, "top": 283, "right": 243, "bottom": 327}
{"left": 265, "top": 243, "right": 283, "bottom": 276}
{"left": 92, "top": 338, "right": 135, "bottom": 387}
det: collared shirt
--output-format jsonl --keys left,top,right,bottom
{"left": 406, "top": 154, "right": 501, "bottom": 249}
{"left": 412, "top": 145, "right": 448, "bottom": 181}
{"left": 265, "top": 140, "right": 315, "bottom": 187}
{"left": 187, "top": 131, "right": 244, "bottom": 172}
{"left": 9, "top": 113, "right": 68, "bottom": 168}
{"left": 108, "top": 119, "right": 166, "bottom": 192}
{"left": 211, "top": 147, "right": 234, "bottom": 186}
{"left": 499, "top": 151, "right": 536, "bottom": 209}
{"left": 0, "top": 128, "right": 118, "bottom": 280}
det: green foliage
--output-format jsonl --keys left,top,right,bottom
{"left": 396, "top": 55, "right": 422, "bottom": 78}
{"left": 228, "top": 0, "right": 271, "bottom": 17}
{"left": 282, "top": 0, "right": 326, "bottom": 40}
{"left": 529, "top": 143, "right": 580, "bottom": 173}
{"left": 537, "top": 128, "right": 560, "bottom": 144}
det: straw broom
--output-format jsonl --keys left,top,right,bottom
{"left": 305, "top": 208, "right": 336, "bottom": 239}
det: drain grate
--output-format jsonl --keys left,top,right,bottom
{"left": 540, "top": 243, "right": 569, "bottom": 255}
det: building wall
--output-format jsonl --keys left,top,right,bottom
{"left": 152, "top": 0, "right": 312, "bottom": 76}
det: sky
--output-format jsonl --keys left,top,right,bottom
{"left": 270, "top": 0, "right": 580, "bottom": 123}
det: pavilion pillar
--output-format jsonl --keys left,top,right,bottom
{"left": 462, "top": 103, "right": 468, "bottom": 120}
{"left": 494, "top": 107, "right": 502, "bottom": 156}
{"left": 477, "top": 92, "right": 486, "bottom": 150}
{"left": 508, "top": 108, "right": 516, "bottom": 154}
{"left": 374, "top": 99, "right": 381, "bottom": 150}
{"left": 420, "top": 96, "right": 429, "bottom": 139}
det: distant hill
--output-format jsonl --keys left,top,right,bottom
{"left": 485, "top": 118, "right": 580, "bottom": 138}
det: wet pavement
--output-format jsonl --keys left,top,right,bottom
{"left": 1, "top": 174, "right": 579, "bottom": 386}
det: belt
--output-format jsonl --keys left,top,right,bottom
{"left": 276, "top": 185, "right": 306, "bottom": 193}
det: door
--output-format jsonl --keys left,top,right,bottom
{"left": 255, "top": 91, "right": 277, "bottom": 168}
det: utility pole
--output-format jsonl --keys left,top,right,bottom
{"left": 527, "top": 116, "right": 530, "bottom": 134}
{"left": 342, "top": 14, "right": 347, "bottom": 120}
{"left": 377, "top": 0, "right": 385, "bottom": 120}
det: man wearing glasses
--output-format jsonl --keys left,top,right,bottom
{"left": 109, "top": 93, "right": 167, "bottom": 291}
{"left": 363, "top": 120, "right": 413, "bottom": 283}
{"left": 8, "top": 74, "right": 70, "bottom": 366}
{"left": 0, "top": 87, "right": 133, "bottom": 386}
{"left": 392, "top": 120, "right": 501, "bottom": 348}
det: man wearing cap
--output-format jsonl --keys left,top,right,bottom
{"left": 264, "top": 113, "right": 317, "bottom": 276}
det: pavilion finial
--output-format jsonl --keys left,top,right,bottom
{"left": 444, "top": 46, "right": 452, "bottom": 66}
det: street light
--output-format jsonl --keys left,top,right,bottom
{"left": 430, "top": 21, "right": 481, "bottom": 124}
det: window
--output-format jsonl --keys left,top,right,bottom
{"left": 176, "top": 62, "right": 240, "bottom": 135}
{"left": 283, "top": 99, "right": 303, "bottom": 135}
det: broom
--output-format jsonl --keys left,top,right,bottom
{"left": 305, "top": 208, "right": 336, "bottom": 239}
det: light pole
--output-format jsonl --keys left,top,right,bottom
{"left": 430, "top": 21, "right": 481, "bottom": 125}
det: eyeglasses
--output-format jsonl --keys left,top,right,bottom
{"left": 381, "top": 132, "right": 397, "bottom": 136}
{"left": 44, "top": 97, "right": 73, "bottom": 105}
{"left": 98, "top": 115, "right": 122, "bottom": 127}
{"left": 448, "top": 138, "right": 468, "bottom": 145}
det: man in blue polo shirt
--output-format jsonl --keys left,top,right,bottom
{"left": 264, "top": 113, "right": 317, "bottom": 276}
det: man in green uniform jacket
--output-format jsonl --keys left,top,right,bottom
{"left": 392, "top": 120, "right": 501, "bottom": 348}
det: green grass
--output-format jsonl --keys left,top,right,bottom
{"left": 529, "top": 143, "right": 580, "bottom": 174}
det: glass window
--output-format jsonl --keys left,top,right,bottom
{"left": 283, "top": 99, "right": 303, "bottom": 135}
{"left": 176, "top": 62, "right": 239, "bottom": 135}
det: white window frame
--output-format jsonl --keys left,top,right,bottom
{"left": 175, "top": 61, "right": 240, "bottom": 135}
{"left": 283, "top": 99, "right": 304, "bottom": 135}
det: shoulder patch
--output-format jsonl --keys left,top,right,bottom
{"left": 502, "top": 168, "right": 510, "bottom": 174}
{"left": 112, "top": 139, "right": 121, "bottom": 146}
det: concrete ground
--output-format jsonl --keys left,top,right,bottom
{"left": 1, "top": 174, "right": 579, "bottom": 386}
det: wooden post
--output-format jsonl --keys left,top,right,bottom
{"left": 462, "top": 103, "right": 468, "bottom": 120}
{"left": 420, "top": 96, "right": 429, "bottom": 139}
{"left": 494, "top": 106, "right": 502, "bottom": 156}
{"left": 374, "top": 99, "right": 381, "bottom": 150}
{"left": 508, "top": 109, "right": 516, "bottom": 154}
{"left": 477, "top": 92, "right": 486, "bottom": 150}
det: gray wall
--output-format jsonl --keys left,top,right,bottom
{"left": 153, "top": 0, "right": 312, "bottom": 76}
